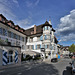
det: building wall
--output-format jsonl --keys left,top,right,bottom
{"left": 0, "top": 45, "right": 21, "bottom": 65}
{"left": 26, "top": 25, "right": 58, "bottom": 58}
{"left": 0, "top": 23, "right": 26, "bottom": 52}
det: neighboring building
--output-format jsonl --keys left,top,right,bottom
{"left": 57, "top": 44, "right": 69, "bottom": 55}
{"left": 61, "top": 46, "right": 69, "bottom": 55}
{"left": 0, "top": 14, "right": 26, "bottom": 53}
{"left": 25, "top": 20, "right": 58, "bottom": 58}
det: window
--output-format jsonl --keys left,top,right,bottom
{"left": 44, "top": 35, "right": 47, "bottom": 40}
{"left": 27, "top": 45, "right": 29, "bottom": 49}
{"left": 17, "top": 35, "right": 19, "bottom": 40}
{"left": 22, "top": 37, "right": 24, "bottom": 42}
{"left": 11, "top": 32, "right": 13, "bottom": 38}
{"left": 2, "top": 18, "right": 4, "bottom": 22}
{"left": 3, "top": 28, "right": 7, "bottom": 36}
{"left": 37, "top": 45, "right": 40, "bottom": 49}
{"left": 19, "top": 35, "right": 20, "bottom": 40}
{"left": 45, "top": 26, "right": 47, "bottom": 30}
{"left": 16, "top": 35, "right": 18, "bottom": 39}
{"left": 13, "top": 33, "right": 15, "bottom": 39}
{"left": 20, "top": 36, "right": 22, "bottom": 41}
{"left": 47, "top": 26, "right": 48, "bottom": 30}
{"left": 50, "top": 44, "right": 52, "bottom": 50}
{"left": 47, "top": 45, "right": 49, "bottom": 49}
{"left": 31, "top": 45, "right": 33, "bottom": 49}
{"left": 46, "top": 35, "right": 50, "bottom": 40}
{"left": 45, "top": 45, "right": 47, "bottom": 49}
{"left": 8, "top": 31, "right": 11, "bottom": 38}
{"left": 0, "top": 28, "right": 2, "bottom": 35}
{"left": 22, "top": 45, "right": 24, "bottom": 49}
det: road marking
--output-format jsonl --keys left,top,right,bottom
{"left": 26, "top": 67, "right": 31, "bottom": 70}
{"left": 17, "top": 73, "right": 22, "bottom": 75}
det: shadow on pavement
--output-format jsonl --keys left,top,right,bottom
{"left": 25, "top": 62, "right": 59, "bottom": 75}
{"left": 63, "top": 66, "right": 72, "bottom": 75}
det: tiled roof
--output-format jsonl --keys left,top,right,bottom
{"left": 25, "top": 21, "right": 55, "bottom": 36}
{"left": 25, "top": 24, "right": 43, "bottom": 36}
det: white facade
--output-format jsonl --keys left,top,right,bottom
{"left": 26, "top": 21, "right": 58, "bottom": 58}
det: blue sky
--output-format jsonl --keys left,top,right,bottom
{"left": 0, "top": 0, "right": 75, "bottom": 46}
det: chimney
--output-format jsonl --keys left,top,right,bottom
{"left": 34, "top": 25, "right": 36, "bottom": 34}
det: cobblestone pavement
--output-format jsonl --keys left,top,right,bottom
{"left": 0, "top": 58, "right": 72, "bottom": 75}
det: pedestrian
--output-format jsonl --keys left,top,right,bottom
{"left": 41, "top": 55, "right": 44, "bottom": 62}
{"left": 33, "top": 55, "right": 34, "bottom": 61}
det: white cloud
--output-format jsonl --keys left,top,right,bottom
{"left": 0, "top": 3, "right": 16, "bottom": 20}
{"left": 15, "top": 16, "right": 32, "bottom": 29}
{"left": 0, "top": 0, "right": 33, "bottom": 29}
{"left": 59, "top": 33, "right": 75, "bottom": 42}
{"left": 26, "top": 0, "right": 40, "bottom": 8}
{"left": 56, "top": 9, "right": 75, "bottom": 43}
{"left": 0, "top": 0, "right": 20, "bottom": 20}
{"left": 25, "top": 25, "right": 34, "bottom": 29}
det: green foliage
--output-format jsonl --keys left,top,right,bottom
{"left": 69, "top": 44, "right": 75, "bottom": 53}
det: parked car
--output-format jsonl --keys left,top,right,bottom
{"left": 69, "top": 53, "right": 73, "bottom": 58}
{"left": 64, "top": 54, "right": 69, "bottom": 58}
{"left": 51, "top": 58, "right": 58, "bottom": 62}
{"left": 69, "top": 59, "right": 75, "bottom": 75}
{"left": 51, "top": 54, "right": 58, "bottom": 62}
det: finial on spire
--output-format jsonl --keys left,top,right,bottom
{"left": 49, "top": 16, "right": 52, "bottom": 25}
{"left": 46, "top": 18, "right": 47, "bottom": 21}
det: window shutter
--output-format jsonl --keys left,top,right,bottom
{"left": 40, "top": 45, "right": 41, "bottom": 48}
{"left": 36, "top": 45, "right": 37, "bottom": 50}
{"left": 45, "top": 35, "right": 47, "bottom": 40}
{"left": 33, "top": 45, "right": 34, "bottom": 50}
{"left": 45, "top": 45, "right": 47, "bottom": 49}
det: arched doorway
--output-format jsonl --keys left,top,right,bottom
{"left": 8, "top": 50, "right": 13, "bottom": 64}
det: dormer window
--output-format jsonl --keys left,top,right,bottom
{"left": 43, "top": 26, "right": 50, "bottom": 31}
{"left": 2, "top": 18, "right": 4, "bottom": 22}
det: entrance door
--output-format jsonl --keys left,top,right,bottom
{"left": 8, "top": 51, "right": 13, "bottom": 64}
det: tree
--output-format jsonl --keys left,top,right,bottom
{"left": 69, "top": 44, "right": 75, "bottom": 53}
